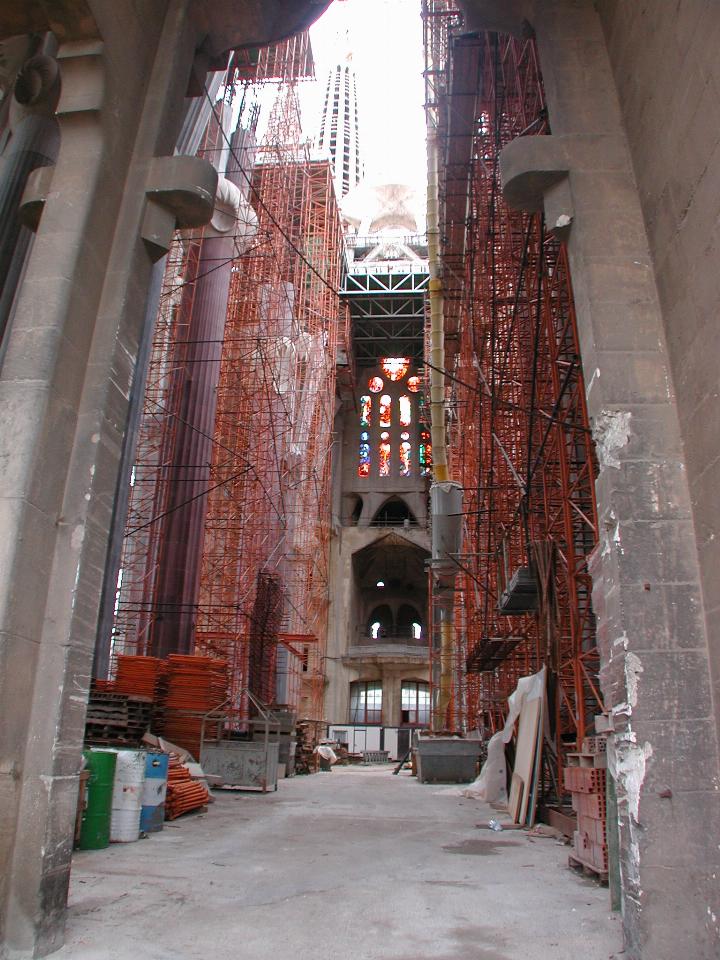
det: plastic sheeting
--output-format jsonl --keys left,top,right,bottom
{"left": 461, "top": 666, "right": 546, "bottom": 804}
{"left": 314, "top": 744, "right": 338, "bottom": 764}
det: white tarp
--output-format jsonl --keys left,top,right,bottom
{"left": 461, "top": 666, "right": 546, "bottom": 804}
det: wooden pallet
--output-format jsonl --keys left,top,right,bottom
{"left": 568, "top": 853, "right": 608, "bottom": 885}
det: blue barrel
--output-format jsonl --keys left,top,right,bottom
{"left": 140, "top": 752, "right": 169, "bottom": 832}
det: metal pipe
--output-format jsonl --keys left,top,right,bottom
{"left": 426, "top": 124, "right": 449, "bottom": 483}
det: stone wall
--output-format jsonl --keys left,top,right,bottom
{"left": 596, "top": 0, "right": 720, "bottom": 742}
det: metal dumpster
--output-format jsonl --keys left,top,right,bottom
{"left": 415, "top": 736, "right": 481, "bottom": 784}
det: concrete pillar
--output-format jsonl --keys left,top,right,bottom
{"left": 0, "top": 4, "right": 215, "bottom": 955}
{"left": 461, "top": 1, "right": 720, "bottom": 956}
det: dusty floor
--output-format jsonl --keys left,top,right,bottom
{"left": 57, "top": 766, "right": 622, "bottom": 960}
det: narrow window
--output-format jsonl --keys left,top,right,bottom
{"left": 379, "top": 432, "right": 391, "bottom": 477}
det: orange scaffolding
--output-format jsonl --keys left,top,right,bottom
{"left": 109, "top": 35, "right": 346, "bottom": 728}
{"left": 424, "top": 4, "right": 603, "bottom": 791}
{"left": 194, "top": 83, "right": 346, "bottom": 724}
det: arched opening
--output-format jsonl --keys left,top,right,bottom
{"left": 349, "top": 494, "right": 363, "bottom": 525}
{"left": 397, "top": 603, "right": 423, "bottom": 640}
{"left": 371, "top": 497, "right": 416, "bottom": 526}
{"left": 366, "top": 604, "right": 393, "bottom": 640}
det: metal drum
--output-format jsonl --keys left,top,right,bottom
{"left": 78, "top": 750, "right": 117, "bottom": 850}
{"left": 140, "top": 752, "right": 169, "bottom": 833}
{"left": 109, "top": 749, "right": 146, "bottom": 842}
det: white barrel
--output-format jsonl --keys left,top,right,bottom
{"left": 110, "top": 749, "right": 146, "bottom": 842}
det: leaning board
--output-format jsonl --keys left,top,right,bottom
{"left": 513, "top": 696, "right": 542, "bottom": 824}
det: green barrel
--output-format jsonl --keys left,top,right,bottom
{"left": 78, "top": 750, "right": 117, "bottom": 850}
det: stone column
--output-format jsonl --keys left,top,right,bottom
{"left": 0, "top": 4, "right": 215, "bottom": 955}
{"left": 459, "top": 2, "right": 720, "bottom": 957}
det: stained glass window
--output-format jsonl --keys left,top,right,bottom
{"left": 368, "top": 376, "right": 383, "bottom": 393}
{"left": 379, "top": 395, "right": 391, "bottom": 428}
{"left": 407, "top": 375, "right": 422, "bottom": 392}
{"left": 381, "top": 357, "right": 410, "bottom": 381}
{"left": 399, "top": 395, "right": 411, "bottom": 427}
{"left": 379, "top": 432, "right": 391, "bottom": 476}
{"left": 419, "top": 429, "right": 432, "bottom": 476}
{"left": 360, "top": 395, "right": 371, "bottom": 427}
{"left": 400, "top": 434, "right": 411, "bottom": 477}
{"left": 359, "top": 431, "right": 370, "bottom": 477}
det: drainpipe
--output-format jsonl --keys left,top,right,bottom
{"left": 426, "top": 100, "right": 463, "bottom": 732}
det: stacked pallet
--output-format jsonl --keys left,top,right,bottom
{"left": 564, "top": 735, "right": 608, "bottom": 881}
{"left": 295, "top": 719, "right": 325, "bottom": 774}
{"left": 162, "top": 656, "right": 229, "bottom": 757}
{"left": 84, "top": 687, "right": 153, "bottom": 746}
{"left": 165, "top": 754, "right": 209, "bottom": 820}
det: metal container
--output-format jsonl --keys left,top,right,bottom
{"left": 78, "top": 750, "right": 117, "bottom": 850}
{"left": 109, "top": 749, "right": 146, "bottom": 842}
{"left": 416, "top": 737, "right": 481, "bottom": 783}
{"left": 140, "top": 752, "right": 169, "bottom": 833}
{"left": 200, "top": 740, "right": 279, "bottom": 792}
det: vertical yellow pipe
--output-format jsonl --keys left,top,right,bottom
{"left": 427, "top": 100, "right": 453, "bottom": 729}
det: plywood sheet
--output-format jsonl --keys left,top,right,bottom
{"left": 513, "top": 696, "right": 542, "bottom": 824}
{"left": 508, "top": 771, "right": 524, "bottom": 822}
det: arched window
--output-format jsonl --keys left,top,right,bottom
{"left": 419, "top": 429, "right": 432, "bottom": 476}
{"left": 399, "top": 433, "right": 411, "bottom": 476}
{"left": 357, "top": 365, "right": 425, "bottom": 480}
{"left": 360, "top": 395, "right": 371, "bottom": 426}
{"left": 358, "top": 431, "right": 370, "bottom": 477}
{"left": 379, "top": 432, "right": 391, "bottom": 476}
{"left": 397, "top": 604, "right": 422, "bottom": 638}
{"left": 367, "top": 604, "right": 393, "bottom": 639}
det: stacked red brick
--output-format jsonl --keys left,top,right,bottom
{"left": 165, "top": 754, "right": 209, "bottom": 819}
{"left": 162, "top": 656, "right": 229, "bottom": 757}
{"left": 564, "top": 736, "right": 608, "bottom": 878}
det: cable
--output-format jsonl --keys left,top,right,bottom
{"left": 200, "top": 78, "right": 342, "bottom": 300}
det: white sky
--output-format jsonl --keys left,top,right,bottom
{"left": 302, "top": 0, "right": 427, "bottom": 194}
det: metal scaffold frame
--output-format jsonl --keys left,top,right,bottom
{"left": 194, "top": 83, "right": 347, "bottom": 724}
{"left": 109, "top": 35, "right": 346, "bottom": 728}
{"left": 424, "top": 3, "right": 603, "bottom": 787}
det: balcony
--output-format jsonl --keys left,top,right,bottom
{"left": 342, "top": 636, "right": 429, "bottom": 666}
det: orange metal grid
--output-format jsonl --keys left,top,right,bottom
{"left": 194, "top": 82, "right": 345, "bottom": 726}
{"left": 424, "top": 10, "right": 603, "bottom": 788}
{"left": 110, "top": 39, "right": 344, "bottom": 731}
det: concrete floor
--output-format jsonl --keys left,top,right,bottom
{"left": 57, "top": 766, "right": 622, "bottom": 960}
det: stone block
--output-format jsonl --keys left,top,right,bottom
{"left": 638, "top": 717, "right": 719, "bottom": 797}
{"left": 635, "top": 862, "right": 720, "bottom": 960}
{"left": 0, "top": 500, "right": 56, "bottom": 641}
{"left": 595, "top": 460, "right": 692, "bottom": 523}
{"left": 632, "top": 649, "right": 713, "bottom": 721}
{"left": 0, "top": 631, "right": 40, "bottom": 761}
